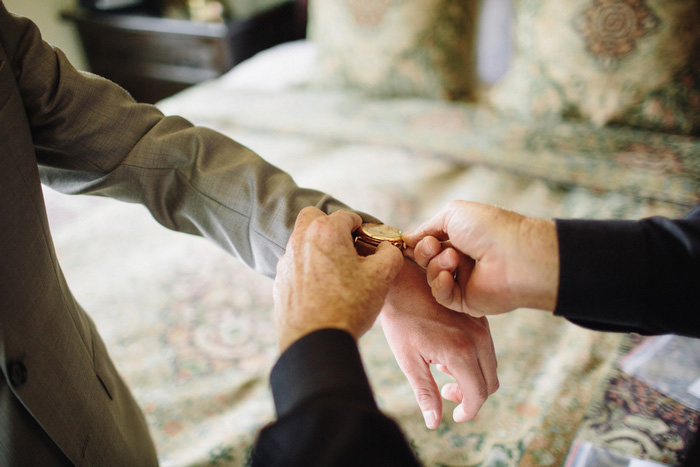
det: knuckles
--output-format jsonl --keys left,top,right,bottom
{"left": 412, "top": 387, "right": 437, "bottom": 406}
{"left": 305, "top": 215, "right": 349, "bottom": 250}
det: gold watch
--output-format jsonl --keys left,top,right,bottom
{"left": 353, "top": 223, "right": 405, "bottom": 256}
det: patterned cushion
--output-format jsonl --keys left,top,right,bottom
{"left": 489, "top": 0, "right": 700, "bottom": 135}
{"left": 307, "top": 0, "right": 481, "bottom": 100}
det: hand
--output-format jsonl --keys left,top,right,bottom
{"left": 402, "top": 200, "right": 559, "bottom": 317}
{"left": 274, "top": 207, "right": 404, "bottom": 352}
{"left": 380, "top": 260, "right": 499, "bottom": 429}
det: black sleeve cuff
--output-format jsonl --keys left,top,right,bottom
{"left": 554, "top": 218, "right": 652, "bottom": 331}
{"left": 270, "top": 329, "right": 377, "bottom": 419}
{"left": 555, "top": 210, "right": 700, "bottom": 338}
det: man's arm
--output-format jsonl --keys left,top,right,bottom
{"left": 252, "top": 330, "right": 420, "bottom": 467}
{"left": 0, "top": 4, "right": 357, "bottom": 277}
{"left": 554, "top": 204, "right": 700, "bottom": 337}
{"left": 251, "top": 208, "right": 419, "bottom": 466}
{"left": 404, "top": 200, "right": 700, "bottom": 338}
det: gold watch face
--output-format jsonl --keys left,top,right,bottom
{"left": 356, "top": 223, "right": 404, "bottom": 246}
{"left": 360, "top": 223, "right": 402, "bottom": 241}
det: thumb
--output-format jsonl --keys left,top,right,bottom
{"left": 364, "top": 241, "right": 405, "bottom": 284}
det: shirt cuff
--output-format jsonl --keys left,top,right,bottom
{"left": 270, "top": 329, "right": 377, "bottom": 419}
{"left": 554, "top": 218, "right": 652, "bottom": 331}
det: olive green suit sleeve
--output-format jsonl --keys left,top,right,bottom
{"left": 1, "top": 4, "right": 363, "bottom": 277}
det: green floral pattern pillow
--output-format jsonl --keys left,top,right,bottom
{"left": 307, "top": 0, "right": 480, "bottom": 100}
{"left": 489, "top": 0, "right": 700, "bottom": 135}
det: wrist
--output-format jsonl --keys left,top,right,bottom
{"left": 513, "top": 217, "right": 559, "bottom": 312}
{"left": 381, "top": 258, "right": 428, "bottom": 313}
{"left": 277, "top": 324, "right": 358, "bottom": 354}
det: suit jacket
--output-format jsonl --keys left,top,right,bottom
{"left": 0, "top": 3, "right": 354, "bottom": 464}
{"left": 251, "top": 329, "right": 421, "bottom": 466}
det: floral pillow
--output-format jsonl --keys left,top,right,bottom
{"left": 489, "top": 0, "right": 700, "bottom": 135}
{"left": 307, "top": 0, "right": 480, "bottom": 101}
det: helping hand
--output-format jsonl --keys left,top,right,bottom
{"left": 402, "top": 200, "right": 559, "bottom": 317}
{"left": 274, "top": 207, "right": 405, "bottom": 352}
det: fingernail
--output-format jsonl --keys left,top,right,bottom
{"left": 453, "top": 404, "right": 470, "bottom": 423}
{"left": 430, "top": 276, "right": 443, "bottom": 293}
{"left": 435, "top": 274, "right": 445, "bottom": 290}
{"left": 422, "top": 410, "right": 438, "bottom": 428}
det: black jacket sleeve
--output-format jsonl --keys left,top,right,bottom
{"left": 250, "top": 329, "right": 421, "bottom": 467}
{"left": 554, "top": 203, "right": 700, "bottom": 338}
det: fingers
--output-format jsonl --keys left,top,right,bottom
{"left": 431, "top": 270, "right": 462, "bottom": 312}
{"left": 424, "top": 248, "right": 475, "bottom": 314}
{"left": 406, "top": 335, "right": 497, "bottom": 426}
{"left": 292, "top": 209, "right": 363, "bottom": 255}
{"left": 397, "top": 356, "right": 443, "bottom": 430}
{"left": 444, "top": 355, "right": 497, "bottom": 422}
{"left": 425, "top": 248, "right": 460, "bottom": 284}
{"left": 440, "top": 317, "right": 498, "bottom": 422}
{"left": 402, "top": 208, "right": 451, "bottom": 248}
{"left": 286, "top": 207, "right": 327, "bottom": 257}
{"left": 435, "top": 366, "right": 464, "bottom": 403}
{"left": 440, "top": 383, "right": 463, "bottom": 404}
{"left": 412, "top": 236, "right": 443, "bottom": 269}
{"left": 434, "top": 325, "right": 499, "bottom": 421}
{"left": 327, "top": 209, "right": 364, "bottom": 239}
{"left": 445, "top": 359, "right": 488, "bottom": 421}
{"left": 436, "top": 363, "right": 451, "bottom": 375}
{"left": 293, "top": 206, "right": 325, "bottom": 232}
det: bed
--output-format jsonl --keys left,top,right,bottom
{"left": 43, "top": 0, "right": 700, "bottom": 465}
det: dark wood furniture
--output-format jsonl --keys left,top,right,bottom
{"left": 62, "top": 2, "right": 305, "bottom": 103}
